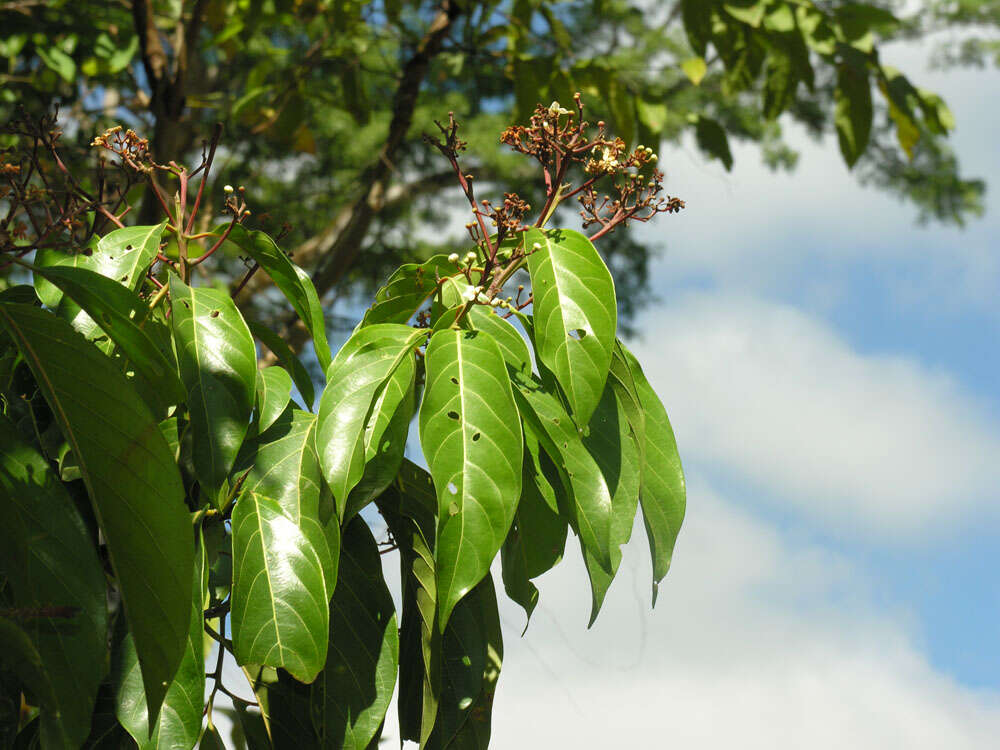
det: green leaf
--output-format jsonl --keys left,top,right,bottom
{"left": 343, "top": 353, "right": 416, "bottom": 521}
{"left": 0, "top": 417, "right": 106, "bottom": 749}
{"left": 692, "top": 114, "right": 734, "bottom": 171}
{"left": 835, "top": 58, "right": 873, "bottom": 168}
{"left": 510, "top": 370, "right": 614, "bottom": 572}
{"left": 235, "top": 409, "right": 337, "bottom": 591}
{"left": 86, "top": 223, "right": 167, "bottom": 291}
{"left": 723, "top": 0, "right": 766, "bottom": 27}
{"left": 525, "top": 228, "right": 617, "bottom": 426}
{"left": 223, "top": 225, "right": 332, "bottom": 373}
{"left": 170, "top": 277, "right": 257, "bottom": 497}
{"left": 255, "top": 366, "right": 293, "bottom": 433}
{"left": 362, "top": 255, "right": 458, "bottom": 326}
{"left": 426, "top": 575, "right": 503, "bottom": 750}
{"left": 466, "top": 306, "right": 531, "bottom": 376}
{"left": 0, "top": 302, "right": 193, "bottom": 721}
{"left": 312, "top": 517, "right": 399, "bottom": 749}
{"left": 114, "top": 534, "right": 206, "bottom": 750}
{"left": 420, "top": 328, "right": 523, "bottom": 629}
{"left": 619, "top": 344, "right": 686, "bottom": 603}
{"left": 36, "top": 43, "right": 75, "bottom": 81}
{"left": 248, "top": 319, "right": 315, "bottom": 410}
{"left": 230, "top": 489, "right": 331, "bottom": 683}
{"left": 681, "top": 56, "right": 707, "bottom": 86}
{"left": 317, "top": 323, "right": 424, "bottom": 519}
{"left": 681, "top": 0, "right": 712, "bottom": 56}
{"left": 27, "top": 264, "right": 186, "bottom": 409}
{"left": 377, "top": 462, "right": 439, "bottom": 746}
{"left": 580, "top": 387, "right": 641, "bottom": 626}
{"left": 500, "top": 455, "right": 567, "bottom": 629}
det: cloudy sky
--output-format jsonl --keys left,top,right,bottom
{"left": 219, "top": 35, "right": 1000, "bottom": 749}
{"left": 405, "top": 38, "right": 1000, "bottom": 747}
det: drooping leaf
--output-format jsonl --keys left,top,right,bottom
{"left": 692, "top": 114, "right": 734, "bottom": 171}
{"left": 312, "top": 517, "right": 399, "bottom": 750}
{"left": 235, "top": 409, "right": 337, "bottom": 591}
{"left": 835, "top": 56, "right": 873, "bottom": 168}
{"left": 509, "top": 369, "right": 614, "bottom": 571}
{"left": 466, "top": 306, "right": 531, "bottom": 376}
{"left": 0, "top": 302, "right": 193, "bottom": 720}
{"left": 248, "top": 319, "right": 315, "bottom": 410}
{"left": 426, "top": 575, "right": 503, "bottom": 750}
{"left": 420, "top": 328, "right": 523, "bottom": 629}
{"left": 230, "top": 490, "right": 331, "bottom": 683}
{"left": 317, "top": 323, "right": 424, "bottom": 519}
{"left": 0, "top": 416, "right": 106, "bottom": 749}
{"left": 170, "top": 277, "right": 257, "bottom": 498}
{"left": 362, "top": 255, "right": 459, "bottom": 326}
{"left": 580, "top": 387, "right": 641, "bottom": 626}
{"left": 27, "top": 264, "right": 186, "bottom": 410}
{"left": 255, "top": 366, "right": 293, "bottom": 433}
{"left": 526, "top": 227, "right": 617, "bottom": 426}
{"left": 114, "top": 533, "right": 206, "bottom": 750}
{"left": 619, "top": 344, "right": 686, "bottom": 603}
{"left": 223, "top": 225, "right": 332, "bottom": 373}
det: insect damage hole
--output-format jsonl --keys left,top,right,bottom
{"left": 472, "top": 432, "right": 481, "bottom": 442}
{"left": 447, "top": 482, "right": 458, "bottom": 496}
{"left": 447, "top": 410, "right": 460, "bottom": 420}
{"left": 569, "top": 328, "right": 587, "bottom": 340}
{"left": 210, "top": 310, "right": 220, "bottom": 318}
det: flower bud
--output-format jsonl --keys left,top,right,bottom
{"left": 223, "top": 184, "right": 234, "bottom": 193}
{"left": 448, "top": 253, "right": 460, "bottom": 264}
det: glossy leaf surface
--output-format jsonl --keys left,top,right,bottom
{"left": 231, "top": 490, "right": 331, "bottom": 683}
{"left": 170, "top": 277, "right": 257, "bottom": 496}
{"left": 317, "top": 323, "right": 423, "bottom": 519}
{"left": 526, "top": 227, "right": 616, "bottom": 425}
{"left": 361, "top": 255, "right": 457, "bottom": 326}
{"left": 248, "top": 319, "right": 315, "bottom": 410}
{"left": 255, "top": 366, "right": 293, "bottom": 433}
{"left": 420, "top": 328, "right": 522, "bottom": 629}
{"left": 224, "top": 225, "right": 332, "bottom": 373}
{"left": 0, "top": 302, "right": 193, "bottom": 719}
{"left": 312, "top": 518, "right": 399, "bottom": 749}
{"left": 0, "top": 417, "right": 106, "bottom": 749}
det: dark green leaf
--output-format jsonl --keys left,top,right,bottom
{"left": 509, "top": 370, "right": 614, "bottom": 571}
{"left": 420, "top": 328, "right": 523, "bottom": 629}
{"left": 248, "top": 319, "right": 315, "bottom": 410}
{"left": 0, "top": 302, "right": 193, "bottom": 721}
{"left": 223, "top": 225, "right": 332, "bottom": 373}
{"left": 170, "top": 277, "right": 257, "bottom": 498}
{"left": 230, "top": 490, "right": 331, "bottom": 683}
{"left": 681, "top": 0, "right": 713, "bottom": 56}
{"left": 526, "top": 227, "right": 617, "bottom": 426}
{"left": 317, "top": 323, "right": 424, "bottom": 519}
{"left": 693, "top": 114, "right": 734, "bottom": 171}
{"left": 835, "top": 57, "right": 873, "bottom": 168}
{"left": 114, "top": 532, "right": 206, "bottom": 750}
{"left": 620, "top": 345, "right": 686, "bottom": 603}
{"left": 255, "top": 366, "right": 293, "bottom": 433}
{"left": 0, "top": 416, "right": 106, "bottom": 749}
{"left": 27, "top": 264, "right": 186, "bottom": 409}
{"left": 312, "top": 518, "right": 399, "bottom": 749}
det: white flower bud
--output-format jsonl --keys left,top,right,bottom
{"left": 448, "top": 253, "right": 460, "bottom": 264}
{"left": 223, "top": 184, "right": 234, "bottom": 193}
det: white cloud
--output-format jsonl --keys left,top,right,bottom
{"left": 628, "top": 291, "right": 1000, "bottom": 538}
{"left": 485, "top": 483, "right": 1000, "bottom": 749}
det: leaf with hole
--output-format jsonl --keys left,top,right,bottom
{"left": 526, "top": 227, "right": 616, "bottom": 425}
{"left": 420, "top": 328, "right": 522, "bottom": 629}
{"left": 170, "top": 277, "right": 257, "bottom": 498}
{"left": 0, "top": 302, "right": 193, "bottom": 722}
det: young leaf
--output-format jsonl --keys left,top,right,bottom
{"left": 230, "top": 490, "right": 331, "bottom": 684}
{"left": 311, "top": 517, "right": 399, "bottom": 750}
{"left": 255, "top": 366, "right": 294, "bottom": 433}
{"left": 114, "top": 534, "right": 207, "bottom": 750}
{"left": 170, "top": 277, "right": 257, "bottom": 498}
{"left": 580, "top": 387, "right": 641, "bottom": 626}
{"left": 419, "top": 328, "right": 523, "bottom": 629}
{"left": 525, "top": 227, "right": 617, "bottom": 425}
{"left": 0, "top": 417, "right": 106, "bottom": 749}
{"left": 361, "top": 255, "right": 459, "bottom": 326}
{"left": 223, "top": 225, "right": 332, "bottom": 373}
{"left": 27, "top": 264, "right": 186, "bottom": 409}
{"left": 317, "top": 323, "right": 424, "bottom": 519}
{"left": 0, "top": 302, "right": 193, "bottom": 721}
{"left": 509, "top": 370, "right": 614, "bottom": 571}
{"left": 619, "top": 344, "right": 686, "bottom": 603}
{"left": 248, "top": 319, "right": 315, "bottom": 410}
{"left": 235, "top": 409, "right": 337, "bottom": 591}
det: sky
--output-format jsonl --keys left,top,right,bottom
{"left": 220, "top": 35, "right": 1000, "bottom": 749}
